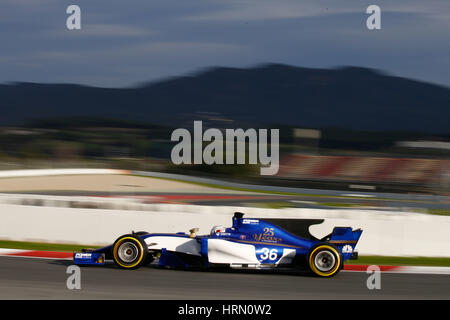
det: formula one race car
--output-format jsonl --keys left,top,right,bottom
{"left": 74, "top": 212, "right": 362, "bottom": 277}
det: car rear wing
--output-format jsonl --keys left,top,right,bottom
{"left": 323, "top": 227, "right": 363, "bottom": 260}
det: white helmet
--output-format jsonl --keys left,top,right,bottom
{"left": 210, "top": 225, "right": 226, "bottom": 235}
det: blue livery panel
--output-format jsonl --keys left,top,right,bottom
{"left": 73, "top": 252, "right": 105, "bottom": 265}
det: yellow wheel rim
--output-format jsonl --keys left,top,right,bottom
{"left": 308, "top": 245, "right": 341, "bottom": 277}
{"left": 113, "top": 237, "right": 144, "bottom": 269}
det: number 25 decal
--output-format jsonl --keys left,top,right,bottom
{"left": 259, "top": 248, "right": 278, "bottom": 261}
{"left": 263, "top": 228, "right": 274, "bottom": 236}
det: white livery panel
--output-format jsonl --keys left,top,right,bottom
{"left": 207, "top": 239, "right": 296, "bottom": 265}
{"left": 207, "top": 239, "right": 260, "bottom": 264}
{"left": 145, "top": 236, "right": 201, "bottom": 256}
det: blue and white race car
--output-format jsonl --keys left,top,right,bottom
{"left": 74, "top": 212, "right": 362, "bottom": 277}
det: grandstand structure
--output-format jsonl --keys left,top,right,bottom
{"left": 278, "top": 154, "right": 449, "bottom": 187}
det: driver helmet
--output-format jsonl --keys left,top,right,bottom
{"left": 210, "top": 225, "right": 226, "bottom": 236}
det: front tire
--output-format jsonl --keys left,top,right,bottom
{"left": 307, "top": 244, "right": 342, "bottom": 277}
{"left": 112, "top": 234, "right": 148, "bottom": 269}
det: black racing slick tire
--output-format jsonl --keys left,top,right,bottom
{"left": 307, "top": 243, "right": 342, "bottom": 277}
{"left": 112, "top": 234, "right": 148, "bottom": 270}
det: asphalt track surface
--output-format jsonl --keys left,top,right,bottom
{"left": 1, "top": 256, "right": 449, "bottom": 299}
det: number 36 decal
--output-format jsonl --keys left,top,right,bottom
{"left": 256, "top": 247, "right": 281, "bottom": 262}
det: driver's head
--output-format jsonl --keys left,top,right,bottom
{"left": 210, "top": 225, "right": 226, "bottom": 236}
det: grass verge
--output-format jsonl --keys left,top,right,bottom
{"left": 0, "top": 240, "right": 100, "bottom": 252}
{"left": 425, "top": 209, "right": 450, "bottom": 216}
{"left": 345, "top": 255, "right": 450, "bottom": 267}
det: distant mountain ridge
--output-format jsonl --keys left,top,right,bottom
{"left": 0, "top": 64, "right": 449, "bottom": 133}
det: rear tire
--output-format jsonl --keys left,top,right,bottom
{"left": 307, "top": 244, "right": 342, "bottom": 277}
{"left": 112, "top": 234, "right": 148, "bottom": 270}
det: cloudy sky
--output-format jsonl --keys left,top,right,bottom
{"left": 1, "top": 0, "right": 449, "bottom": 87}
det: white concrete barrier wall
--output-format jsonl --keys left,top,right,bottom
{"left": 0, "top": 203, "right": 449, "bottom": 257}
